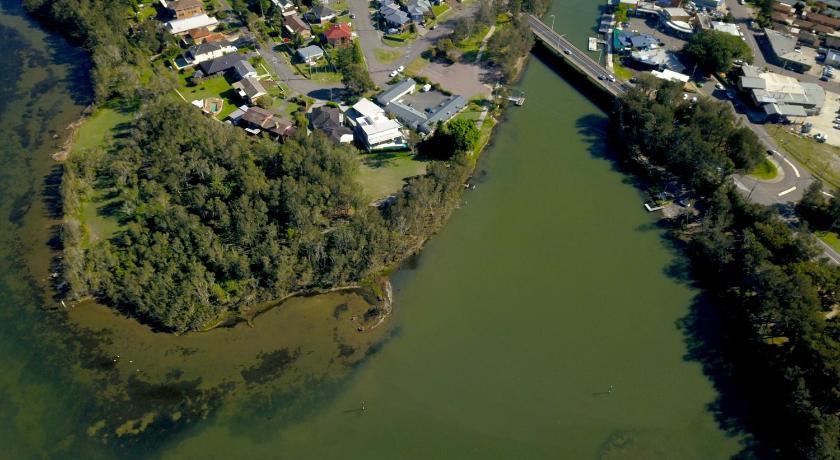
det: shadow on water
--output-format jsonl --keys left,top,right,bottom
{"left": 530, "top": 45, "right": 616, "bottom": 113}
{"left": 573, "top": 110, "right": 778, "bottom": 458}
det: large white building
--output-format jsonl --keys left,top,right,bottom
{"left": 167, "top": 14, "right": 219, "bottom": 35}
{"left": 349, "top": 98, "right": 408, "bottom": 151}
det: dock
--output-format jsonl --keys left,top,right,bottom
{"left": 526, "top": 14, "right": 630, "bottom": 98}
{"left": 588, "top": 37, "right": 598, "bottom": 51}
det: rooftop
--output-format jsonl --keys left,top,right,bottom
{"left": 167, "top": 14, "right": 219, "bottom": 34}
{"left": 376, "top": 78, "right": 417, "bottom": 106}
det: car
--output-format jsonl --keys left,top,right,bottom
{"left": 607, "top": 75, "right": 616, "bottom": 82}
{"left": 715, "top": 83, "right": 724, "bottom": 90}
{"left": 682, "top": 93, "right": 689, "bottom": 100}
{"left": 767, "top": 149, "right": 778, "bottom": 156}
{"left": 387, "top": 27, "right": 398, "bottom": 34}
{"left": 350, "top": 13, "right": 356, "bottom": 18}
{"left": 598, "top": 74, "right": 606, "bottom": 80}
{"left": 389, "top": 70, "right": 398, "bottom": 77}
{"left": 396, "top": 65, "right": 404, "bottom": 72}
{"left": 563, "top": 48, "right": 572, "bottom": 55}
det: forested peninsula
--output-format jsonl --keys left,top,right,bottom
{"left": 615, "top": 78, "right": 840, "bottom": 458}
{"left": 24, "top": 0, "right": 543, "bottom": 332}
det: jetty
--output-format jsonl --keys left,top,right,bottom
{"left": 526, "top": 14, "right": 630, "bottom": 98}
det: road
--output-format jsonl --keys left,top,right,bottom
{"left": 346, "top": 0, "right": 479, "bottom": 85}
{"left": 257, "top": 43, "right": 345, "bottom": 100}
{"left": 527, "top": 15, "right": 629, "bottom": 96}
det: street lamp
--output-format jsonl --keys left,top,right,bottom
{"left": 548, "top": 14, "right": 556, "bottom": 31}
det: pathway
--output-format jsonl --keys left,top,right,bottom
{"left": 257, "top": 43, "right": 344, "bottom": 101}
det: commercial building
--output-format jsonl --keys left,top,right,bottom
{"left": 764, "top": 28, "right": 813, "bottom": 72}
{"left": 737, "top": 65, "right": 825, "bottom": 117}
{"left": 659, "top": 7, "right": 693, "bottom": 36}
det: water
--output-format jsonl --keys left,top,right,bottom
{"left": 0, "top": 0, "right": 741, "bottom": 458}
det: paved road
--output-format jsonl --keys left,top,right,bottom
{"left": 347, "top": 0, "right": 479, "bottom": 85}
{"left": 527, "top": 15, "right": 629, "bottom": 96}
{"left": 257, "top": 43, "right": 345, "bottom": 100}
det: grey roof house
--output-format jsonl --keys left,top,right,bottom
{"left": 232, "top": 76, "right": 267, "bottom": 103}
{"left": 385, "top": 94, "right": 467, "bottom": 134}
{"left": 233, "top": 60, "right": 257, "bottom": 80}
{"left": 196, "top": 54, "right": 246, "bottom": 78}
{"left": 297, "top": 45, "right": 325, "bottom": 64}
{"left": 306, "top": 5, "right": 336, "bottom": 23}
{"left": 376, "top": 78, "right": 417, "bottom": 106}
{"left": 309, "top": 106, "right": 354, "bottom": 144}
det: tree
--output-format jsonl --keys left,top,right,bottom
{"left": 340, "top": 63, "right": 374, "bottom": 96}
{"left": 614, "top": 4, "right": 629, "bottom": 23}
{"left": 434, "top": 38, "right": 455, "bottom": 62}
{"left": 446, "top": 118, "right": 480, "bottom": 153}
{"left": 684, "top": 29, "right": 753, "bottom": 74}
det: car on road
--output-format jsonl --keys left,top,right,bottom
{"left": 350, "top": 13, "right": 356, "bottom": 18}
{"left": 389, "top": 70, "right": 398, "bottom": 77}
{"left": 396, "top": 65, "right": 404, "bottom": 73}
{"left": 767, "top": 149, "right": 778, "bottom": 156}
{"left": 598, "top": 74, "right": 606, "bottom": 80}
{"left": 715, "top": 83, "right": 724, "bottom": 90}
{"left": 607, "top": 75, "right": 616, "bottom": 82}
{"left": 563, "top": 48, "right": 572, "bottom": 55}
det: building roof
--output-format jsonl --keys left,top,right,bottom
{"left": 198, "top": 53, "right": 245, "bottom": 75}
{"left": 662, "top": 7, "right": 689, "bottom": 18}
{"left": 739, "top": 76, "right": 767, "bottom": 89}
{"left": 188, "top": 42, "right": 229, "bottom": 58}
{"left": 825, "top": 35, "right": 840, "bottom": 50}
{"left": 376, "top": 78, "right": 417, "bottom": 106}
{"left": 383, "top": 9, "right": 410, "bottom": 26}
{"left": 421, "top": 95, "right": 466, "bottom": 132}
{"left": 629, "top": 34, "right": 658, "bottom": 49}
{"left": 763, "top": 103, "right": 808, "bottom": 117}
{"left": 241, "top": 106, "right": 276, "bottom": 127}
{"left": 167, "top": 0, "right": 203, "bottom": 12}
{"left": 297, "top": 45, "right": 324, "bottom": 60}
{"left": 233, "top": 76, "right": 267, "bottom": 99}
{"left": 807, "top": 13, "right": 840, "bottom": 29}
{"left": 227, "top": 104, "right": 250, "bottom": 122}
{"left": 309, "top": 106, "right": 353, "bottom": 143}
{"left": 167, "top": 14, "right": 219, "bottom": 34}
{"left": 385, "top": 102, "right": 428, "bottom": 129}
{"left": 764, "top": 28, "right": 812, "bottom": 67}
{"left": 741, "top": 64, "right": 762, "bottom": 78}
{"left": 711, "top": 21, "right": 740, "bottom": 37}
{"left": 650, "top": 69, "right": 690, "bottom": 83}
{"left": 233, "top": 60, "right": 256, "bottom": 78}
{"left": 285, "top": 14, "right": 310, "bottom": 33}
{"left": 324, "top": 23, "right": 352, "bottom": 41}
{"left": 309, "top": 5, "right": 336, "bottom": 19}
{"left": 187, "top": 27, "right": 212, "bottom": 40}
{"left": 629, "top": 48, "right": 686, "bottom": 72}
{"left": 772, "top": 2, "right": 793, "bottom": 14}
{"left": 268, "top": 119, "right": 295, "bottom": 137}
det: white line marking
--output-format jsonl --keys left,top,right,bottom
{"left": 822, "top": 191, "right": 836, "bottom": 198}
{"left": 778, "top": 186, "right": 797, "bottom": 197}
{"left": 778, "top": 155, "right": 800, "bottom": 178}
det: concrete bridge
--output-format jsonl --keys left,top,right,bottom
{"left": 527, "top": 14, "right": 631, "bottom": 98}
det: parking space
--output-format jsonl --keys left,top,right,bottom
{"left": 625, "top": 16, "right": 687, "bottom": 53}
{"left": 806, "top": 90, "right": 840, "bottom": 147}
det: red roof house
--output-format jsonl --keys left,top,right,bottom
{"left": 323, "top": 23, "right": 353, "bottom": 45}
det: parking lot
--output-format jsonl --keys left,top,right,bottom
{"left": 625, "top": 16, "right": 687, "bottom": 53}
{"left": 805, "top": 89, "right": 840, "bottom": 147}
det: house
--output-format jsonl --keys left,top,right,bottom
{"left": 167, "top": 14, "right": 219, "bottom": 35}
{"left": 233, "top": 76, "right": 267, "bottom": 103}
{"left": 323, "top": 23, "right": 353, "bottom": 45}
{"left": 825, "top": 35, "right": 840, "bottom": 50}
{"left": 197, "top": 54, "right": 245, "bottom": 77}
{"left": 629, "top": 34, "right": 659, "bottom": 50}
{"left": 233, "top": 60, "right": 258, "bottom": 80}
{"left": 376, "top": 78, "right": 417, "bottom": 106}
{"left": 628, "top": 48, "right": 686, "bottom": 72}
{"left": 694, "top": 0, "right": 723, "bottom": 9}
{"left": 381, "top": 4, "right": 410, "bottom": 30}
{"left": 805, "top": 13, "right": 840, "bottom": 31}
{"left": 184, "top": 27, "right": 221, "bottom": 44}
{"left": 163, "top": 0, "right": 204, "bottom": 19}
{"left": 349, "top": 98, "right": 407, "bottom": 151}
{"left": 297, "top": 45, "right": 325, "bottom": 65}
{"left": 659, "top": 8, "right": 693, "bottom": 36}
{"left": 772, "top": 2, "right": 794, "bottom": 15}
{"left": 271, "top": 0, "right": 298, "bottom": 16}
{"left": 226, "top": 105, "right": 250, "bottom": 124}
{"left": 186, "top": 42, "right": 237, "bottom": 64}
{"left": 306, "top": 5, "right": 336, "bottom": 24}
{"left": 284, "top": 14, "right": 312, "bottom": 38}
{"left": 239, "top": 107, "right": 296, "bottom": 139}
{"left": 764, "top": 28, "right": 813, "bottom": 72}
{"left": 309, "top": 106, "right": 354, "bottom": 144}
{"left": 406, "top": 0, "right": 432, "bottom": 22}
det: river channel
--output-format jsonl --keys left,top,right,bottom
{"left": 0, "top": 0, "right": 741, "bottom": 458}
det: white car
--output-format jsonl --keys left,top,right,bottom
{"left": 607, "top": 75, "right": 616, "bottom": 82}
{"left": 563, "top": 48, "right": 572, "bottom": 55}
{"left": 389, "top": 70, "right": 398, "bottom": 78}
{"left": 396, "top": 65, "right": 405, "bottom": 73}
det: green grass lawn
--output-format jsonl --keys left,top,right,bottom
{"left": 769, "top": 126, "right": 840, "bottom": 188}
{"left": 136, "top": 5, "right": 158, "bottom": 21}
{"left": 432, "top": 4, "right": 450, "bottom": 17}
{"left": 612, "top": 56, "right": 633, "bottom": 81}
{"left": 816, "top": 231, "right": 840, "bottom": 252}
{"left": 749, "top": 157, "right": 779, "bottom": 180}
{"left": 176, "top": 72, "right": 240, "bottom": 119}
{"left": 72, "top": 108, "right": 133, "bottom": 155}
{"left": 382, "top": 35, "right": 414, "bottom": 47}
{"left": 457, "top": 26, "right": 489, "bottom": 53}
{"left": 374, "top": 48, "right": 402, "bottom": 64}
{"left": 80, "top": 188, "right": 124, "bottom": 245}
{"left": 356, "top": 152, "right": 427, "bottom": 200}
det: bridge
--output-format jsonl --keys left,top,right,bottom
{"left": 527, "top": 15, "right": 631, "bottom": 98}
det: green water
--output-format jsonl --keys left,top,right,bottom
{"left": 1, "top": 0, "right": 741, "bottom": 458}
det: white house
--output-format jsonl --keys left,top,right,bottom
{"left": 350, "top": 98, "right": 407, "bottom": 151}
{"left": 271, "top": 0, "right": 298, "bottom": 16}
{"left": 167, "top": 14, "right": 219, "bottom": 35}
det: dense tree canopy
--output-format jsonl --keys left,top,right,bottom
{"left": 615, "top": 79, "right": 840, "bottom": 457}
{"left": 683, "top": 29, "right": 753, "bottom": 75}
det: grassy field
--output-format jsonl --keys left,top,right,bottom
{"left": 612, "top": 56, "right": 633, "bottom": 81}
{"left": 382, "top": 34, "right": 414, "bottom": 47}
{"left": 457, "top": 26, "right": 490, "bottom": 53}
{"left": 406, "top": 56, "right": 429, "bottom": 75}
{"left": 175, "top": 73, "right": 240, "bottom": 119}
{"left": 769, "top": 126, "right": 840, "bottom": 188}
{"left": 374, "top": 48, "right": 402, "bottom": 64}
{"left": 80, "top": 188, "right": 124, "bottom": 244}
{"left": 432, "top": 4, "right": 450, "bottom": 17}
{"left": 749, "top": 157, "right": 779, "bottom": 180}
{"left": 817, "top": 231, "right": 840, "bottom": 252}
{"left": 356, "top": 152, "right": 427, "bottom": 200}
{"left": 72, "top": 108, "right": 133, "bottom": 154}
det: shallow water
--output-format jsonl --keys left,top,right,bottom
{"left": 1, "top": 0, "right": 741, "bottom": 458}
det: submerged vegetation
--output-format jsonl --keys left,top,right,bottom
{"left": 615, "top": 79, "right": 840, "bottom": 457}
